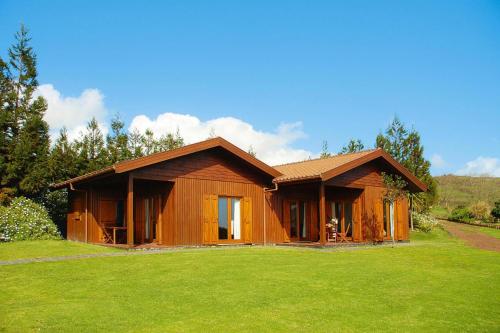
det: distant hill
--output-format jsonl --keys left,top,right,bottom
{"left": 435, "top": 175, "right": 500, "bottom": 210}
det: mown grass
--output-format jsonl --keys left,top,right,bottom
{"left": 0, "top": 240, "right": 120, "bottom": 261}
{"left": 0, "top": 230, "right": 499, "bottom": 332}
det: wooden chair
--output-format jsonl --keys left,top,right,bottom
{"left": 326, "top": 219, "right": 338, "bottom": 242}
{"left": 338, "top": 224, "right": 351, "bottom": 243}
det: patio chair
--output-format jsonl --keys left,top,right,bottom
{"left": 338, "top": 224, "right": 351, "bottom": 243}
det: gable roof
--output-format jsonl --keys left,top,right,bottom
{"left": 52, "top": 137, "right": 281, "bottom": 189}
{"left": 273, "top": 148, "right": 427, "bottom": 191}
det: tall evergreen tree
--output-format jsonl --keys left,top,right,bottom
{"left": 320, "top": 140, "right": 332, "bottom": 158}
{"left": 1, "top": 25, "right": 50, "bottom": 200}
{"left": 0, "top": 57, "right": 12, "bottom": 189}
{"left": 48, "top": 128, "right": 78, "bottom": 183}
{"left": 75, "top": 118, "right": 108, "bottom": 173}
{"left": 106, "top": 115, "right": 130, "bottom": 163}
{"left": 128, "top": 129, "right": 144, "bottom": 158}
{"left": 376, "top": 117, "right": 437, "bottom": 209}
{"left": 339, "top": 139, "right": 364, "bottom": 154}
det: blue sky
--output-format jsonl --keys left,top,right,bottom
{"left": 1, "top": 0, "right": 499, "bottom": 175}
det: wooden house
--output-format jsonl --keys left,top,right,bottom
{"left": 53, "top": 137, "right": 426, "bottom": 247}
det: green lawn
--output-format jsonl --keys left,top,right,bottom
{"left": 0, "top": 240, "right": 120, "bottom": 261}
{"left": 1, "top": 231, "right": 499, "bottom": 332}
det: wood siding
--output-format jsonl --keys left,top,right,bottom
{"left": 66, "top": 147, "right": 411, "bottom": 245}
{"left": 326, "top": 162, "right": 384, "bottom": 188}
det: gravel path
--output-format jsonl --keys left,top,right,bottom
{"left": 440, "top": 220, "right": 500, "bottom": 252}
{"left": 0, "top": 249, "right": 171, "bottom": 266}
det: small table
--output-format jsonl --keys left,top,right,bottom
{"left": 104, "top": 226, "right": 127, "bottom": 244}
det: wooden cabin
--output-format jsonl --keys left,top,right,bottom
{"left": 53, "top": 137, "right": 426, "bottom": 247}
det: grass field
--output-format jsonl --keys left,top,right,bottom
{"left": 1, "top": 230, "right": 499, "bottom": 332}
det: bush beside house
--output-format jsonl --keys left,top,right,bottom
{"left": 412, "top": 212, "right": 439, "bottom": 233}
{"left": 0, "top": 197, "right": 60, "bottom": 242}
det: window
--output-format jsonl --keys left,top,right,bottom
{"left": 218, "top": 197, "right": 242, "bottom": 241}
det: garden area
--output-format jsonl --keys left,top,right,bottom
{"left": 1, "top": 227, "right": 499, "bottom": 332}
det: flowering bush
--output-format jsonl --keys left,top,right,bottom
{"left": 412, "top": 212, "right": 438, "bottom": 233}
{"left": 0, "top": 197, "right": 60, "bottom": 242}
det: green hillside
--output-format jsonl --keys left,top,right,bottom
{"left": 435, "top": 175, "right": 500, "bottom": 210}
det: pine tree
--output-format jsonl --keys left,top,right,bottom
{"left": 48, "top": 128, "right": 78, "bottom": 183}
{"left": 339, "top": 139, "right": 364, "bottom": 154}
{"left": 1, "top": 25, "right": 50, "bottom": 200}
{"left": 0, "top": 57, "right": 12, "bottom": 189}
{"left": 142, "top": 128, "right": 157, "bottom": 155}
{"left": 320, "top": 140, "right": 331, "bottom": 158}
{"left": 376, "top": 117, "right": 437, "bottom": 209}
{"left": 106, "top": 115, "right": 131, "bottom": 163}
{"left": 75, "top": 118, "right": 108, "bottom": 173}
{"left": 247, "top": 145, "right": 257, "bottom": 157}
{"left": 128, "top": 129, "right": 144, "bottom": 158}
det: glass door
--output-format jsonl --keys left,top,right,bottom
{"left": 288, "top": 200, "right": 308, "bottom": 241}
{"left": 217, "top": 196, "right": 242, "bottom": 242}
{"left": 143, "top": 196, "right": 159, "bottom": 243}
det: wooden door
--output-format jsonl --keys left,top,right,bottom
{"left": 242, "top": 197, "right": 252, "bottom": 243}
{"left": 68, "top": 192, "right": 84, "bottom": 241}
{"left": 202, "top": 194, "right": 218, "bottom": 245}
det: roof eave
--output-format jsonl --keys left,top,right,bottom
{"left": 51, "top": 166, "right": 116, "bottom": 190}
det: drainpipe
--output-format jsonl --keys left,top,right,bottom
{"left": 263, "top": 182, "right": 279, "bottom": 246}
{"left": 70, "top": 182, "right": 88, "bottom": 243}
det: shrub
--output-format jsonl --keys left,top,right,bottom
{"left": 0, "top": 197, "right": 61, "bottom": 242}
{"left": 470, "top": 201, "right": 491, "bottom": 221}
{"left": 491, "top": 201, "right": 500, "bottom": 220}
{"left": 412, "top": 212, "right": 438, "bottom": 233}
{"left": 449, "top": 206, "right": 473, "bottom": 223}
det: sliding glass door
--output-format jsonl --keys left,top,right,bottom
{"left": 218, "top": 196, "right": 242, "bottom": 242}
{"left": 286, "top": 200, "right": 308, "bottom": 241}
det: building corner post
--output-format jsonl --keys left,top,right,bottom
{"left": 127, "top": 173, "right": 134, "bottom": 246}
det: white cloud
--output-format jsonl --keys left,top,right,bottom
{"left": 129, "top": 112, "right": 314, "bottom": 165}
{"left": 35, "top": 84, "right": 108, "bottom": 140}
{"left": 36, "top": 84, "right": 314, "bottom": 164}
{"left": 455, "top": 157, "right": 500, "bottom": 177}
{"left": 430, "top": 154, "right": 446, "bottom": 168}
